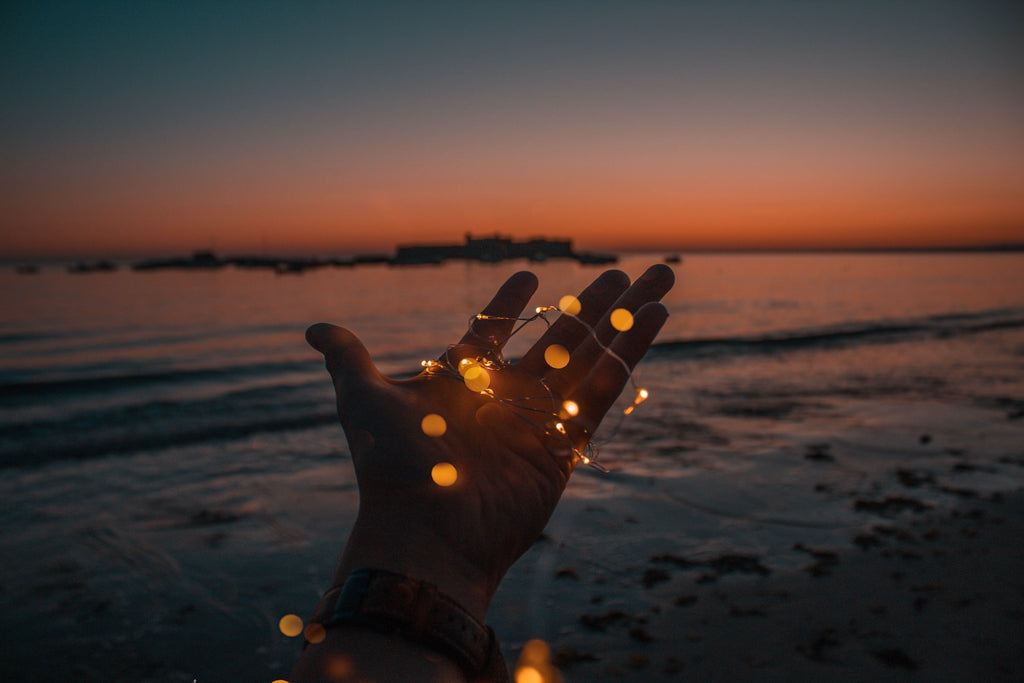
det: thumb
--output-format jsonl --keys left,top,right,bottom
{"left": 306, "top": 323, "right": 382, "bottom": 409}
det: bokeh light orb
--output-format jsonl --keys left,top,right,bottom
{"left": 463, "top": 366, "right": 491, "bottom": 392}
{"left": 431, "top": 462, "right": 458, "bottom": 486}
{"left": 610, "top": 308, "right": 634, "bottom": 331}
{"left": 304, "top": 622, "right": 326, "bottom": 644}
{"left": 421, "top": 413, "right": 447, "bottom": 437}
{"left": 279, "top": 614, "right": 304, "bottom": 637}
{"left": 558, "top": 295, "right": 582, "bottom": 316}
{"left": 516, "top": 667, "right": 543, "bottom": 683}
{"left": 544, "top": 344, "right": 570, "bottom": 369}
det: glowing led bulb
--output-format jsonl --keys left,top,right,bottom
{"left": 544, "top": 344, "right": 570, "bottom": 369}
{"left": 610, "top": 308, "right": 634, "bottom": 331}
{"left": 562, "top": 400, "right": 579, "bottom": 417}
{"left": 431, "top": 462, "right": 458, "bottom": 486}
{"left": 421, "top": 413, "right": 447, "bottom": 437}
{"left": 558, "top": 295, "right": 582, "bottom": 316}
{"left": 623, "top": 387, "right": 649, "bottom": 415}
{"left": 458, "top": 357, "right": 478, "bottom": 376}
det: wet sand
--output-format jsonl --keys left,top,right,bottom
{"left": 496, "top": 489, "right": 1024, "bottom": 682}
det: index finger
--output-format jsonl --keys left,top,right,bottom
{"left": 456, "top": 270, "right": 539, "bottom": 352}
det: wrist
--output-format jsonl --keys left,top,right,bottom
{"left": 329, "top": 508, "right": 495, "bottom": 623}
{"left": 308, "top": 568, "right": 504, "bottom": 682}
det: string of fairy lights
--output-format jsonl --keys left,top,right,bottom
{"left": 418, "top": 293, "right": 650, "bottom": 480}
{"left": 275, "top": 293, "right": 654, "bottom": 665}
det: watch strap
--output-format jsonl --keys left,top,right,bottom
{"left": 312, "top": 568, "right": 507, "bottom": 681}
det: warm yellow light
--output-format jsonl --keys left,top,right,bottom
{"left": 558, "top": 295, "right": 581, "bottom": 316}
{"left": 626, "top": 387, "right": 649, "bottom": 414}
{"left": 326, "top": 656, "right": 354, "bottom": 678}
{"left": 554, "top": 422, "right": 566, "bottom": 434}
{"left": 610, "top": 308, "right": 634, "bottom": 331}
{"left": 272, "top": 680, "right": 289, "bottom": 683}
{"left": 421, "top": 413, "right": 447, "bottom": 437}
{"left": 458, "top": 357, "right": 478, "bottom": 376}
{"left": 544, "top": 344, "right": 570, "bottom": 369}
{"left": 562, "top": 400, "right": 579, "bottom": 417}
{"left": 279, "top": 614, "right": 304, "bottom": 637}
{"left": 304, "top": 623, "right": 326, "bottom": 644}
{"left": 463, "top": 366, "right": 491, "bottom": 392}
{"left": 516, "top": 667, "right": 543, "bottom": 683}
{"left": 431, "top": 462, "right": 458, "bottom": 486}
{"left": 517, "top": 638, "right": 552, "bottom": 668}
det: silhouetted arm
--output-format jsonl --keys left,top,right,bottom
{"left": 292, "top": 265, "right": 674, "bottom": 682}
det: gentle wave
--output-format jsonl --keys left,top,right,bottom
{"left": 4, "top": 306, "right": 1022, "bottom": 469}
{"left": 0, "top": 330, "right": 68, "bottom": 345}
{"left": 0, "top": 359, "right": 318, "bottom": 406}
{"left": 0, "top": 381, "right": 337, "bottom": 468}
{"left": 650, "top": 306, "right": 1024, "bottom": 359}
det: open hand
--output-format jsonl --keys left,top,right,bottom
{"left": 305, "top": 264, "right": 674, "bottom": 619}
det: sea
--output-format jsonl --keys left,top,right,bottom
{"left": 2, "top": 252, "right": 1023, "bottom": 681}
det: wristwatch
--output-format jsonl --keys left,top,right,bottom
{"left": 309, "top": 568, "right": 509, "bottom": 682}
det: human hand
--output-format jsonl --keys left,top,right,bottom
{"left": 305, "top": 264, "right": 673, "bottom": 620}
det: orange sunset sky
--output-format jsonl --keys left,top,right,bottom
{"left": 2, "top": 1, "right": 1023, "bottom": 259}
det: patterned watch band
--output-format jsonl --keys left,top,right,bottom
{"left": 310, "top": 568, "right": 508, "bottom": 681}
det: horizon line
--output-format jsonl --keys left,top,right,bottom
{"left": 5, "top": 242, "right": 1024, "bottom": 266}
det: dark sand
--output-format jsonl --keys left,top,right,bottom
{"left": 499, "top": 490, "right": 1024, "bottom": 682}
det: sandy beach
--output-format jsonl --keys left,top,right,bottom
{"left": 485, "top": 368, "right": 1024, "bottom": 682}
{"left": 494, "top": 486, "right": 1024, "bottom": 682}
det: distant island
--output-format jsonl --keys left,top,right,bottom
{"left": 14, "top": 239, "right": 1024, "bottom": 275}
{"left": 129, "top": 234, "right": 618, "bottom": 273}
{"left": 393, "top": 233, "right": 616, "bottom": 265}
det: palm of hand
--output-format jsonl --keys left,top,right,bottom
{"left": 307, "top": 265, "right": 674, "bottom": 595}
{"left": 345, "top": 357, "right": 571, "bottom": 587}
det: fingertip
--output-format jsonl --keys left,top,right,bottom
{"left": 635, "top": 301, "right": 670, "bottom": 330}
{"left": 641, "top": 262, "right": 676, "bottom": 289}
{"left": 639, "top": 300, "right": 669, "bottom": 317}
{"left": 510, "top": 269, "right": 540, "bottom": 294}
{"left": 305, "top": 322, "right": 337, "bottom": 352}
{"left": 600, "top": 269, "right": 631, "bottom": 289}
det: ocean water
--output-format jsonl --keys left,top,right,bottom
{"left": 2, "top": 253, "right": 1023, "bottom": 680}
